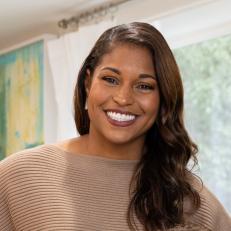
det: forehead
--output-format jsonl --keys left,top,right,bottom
{"left": 95, "top": 44, "right": 155, "bottom": 74}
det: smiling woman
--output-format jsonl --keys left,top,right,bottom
{"left": 0, "top": 22, "right": 231, "bottom": 231}
{"left": 83, "top": 44, "right": 160, "bottom": 160}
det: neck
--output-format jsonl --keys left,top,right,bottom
{"left": 84, "top": 132, "right": 145, "bottom": 161}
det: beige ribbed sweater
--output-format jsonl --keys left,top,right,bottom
{"left": 0, "top": 145, "right": 230, "bottom": 231}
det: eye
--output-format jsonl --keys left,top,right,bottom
{"left": 102, "top": 76, "right": 119, "bottom": 85}
{"left": 136, "top": 83, "right": 155, "bottom": 91}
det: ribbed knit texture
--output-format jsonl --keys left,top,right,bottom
{"left": 0, "top": 144, "right": 230, "bottom": 231}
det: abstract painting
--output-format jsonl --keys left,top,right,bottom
{"left": 0, "top": 40, "right": 44, "bottom": 159}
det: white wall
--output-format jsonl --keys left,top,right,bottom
{"left": 114, "top": 0, "right": 214, "bottom": 24}
{"left": 149, "top": 0, "right": 231, "bottom": 48}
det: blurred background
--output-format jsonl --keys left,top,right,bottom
{"left": 0, "top": 0, "right": 230, "bottom": 213}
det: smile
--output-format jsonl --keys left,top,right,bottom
{"left": 106, "top": 111, "right": 136, "bottom": 122}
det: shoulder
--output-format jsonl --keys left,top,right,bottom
{"left": 0, "top": 144, "right": 66, "bottom": 181}
{"left": 0, "top": 144, "right": 74, "bottom": 203}
{"left": 186, "top": 174, "right": 231, "bottom": 231}
{"left": 0, "top": 144, "right": 63, "bottom": 165}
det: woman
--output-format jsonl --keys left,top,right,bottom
{"left": 0, "top": 22, "right": 230, "bottom": 231}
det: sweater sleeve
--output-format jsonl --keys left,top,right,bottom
{"left": 201, "top": 185, "right": 231, "bottom": 231}
{"left": 190, "top": 177, "right": 231, "bottom": 231}
{"left": 0, "top": 157, "right": 15, "bottom": 230}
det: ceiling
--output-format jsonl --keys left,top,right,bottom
{"left": 0, "top": 0, "right": 121, "bottom": 50}
{"left": 0, "top": 0, "right": 220, "bottom": 51}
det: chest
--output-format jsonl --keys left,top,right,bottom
{"left": 7, "top": 166, "right": 142, "bottom": 231}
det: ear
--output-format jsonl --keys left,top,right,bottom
{"left": 84, "top": 69, "right": 91, "bottom": 96}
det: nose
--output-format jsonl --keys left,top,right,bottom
{"left": 112, "top": 86, "right": 134, "bottom": 106}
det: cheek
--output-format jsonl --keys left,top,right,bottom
{"left": 88, "top": 83, "right": 111, "bottom": 108}
{"left": 139, "top": 94, "right": 160, "bottom": 115}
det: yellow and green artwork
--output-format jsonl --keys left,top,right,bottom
{"left": 0, "top": 41, "right": 44, "bottom": 159}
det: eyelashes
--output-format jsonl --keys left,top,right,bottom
{"left": 136, "top": 84, "right": 154, "bottom": 90}
{"left": 101, "top": 76, "right": 156, "bottom": 91}
{"left": 102, "top": 76, "right": 118, "bottom": 85}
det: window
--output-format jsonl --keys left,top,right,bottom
{"left": 150, "top": 0, "right": 231, "bottom": 213}
{"left": 173, "top": 33, "right": 231, "bottom": 213}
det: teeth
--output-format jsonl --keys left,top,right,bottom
{"left": 107, "top": 111, "right": 135, "bottom": 122}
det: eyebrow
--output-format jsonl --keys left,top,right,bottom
{"left": 101, "top": 67, "right": 156, "bottom": 80}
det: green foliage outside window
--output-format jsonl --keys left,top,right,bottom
{"left": 173, "top": 34, "right": 231, "bottom": 212}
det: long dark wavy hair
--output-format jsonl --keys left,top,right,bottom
{"left": 74, "top": 22, "right": 200, "bottom": 230}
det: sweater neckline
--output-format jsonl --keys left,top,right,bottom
{"left": 48, "top": 144, "right": 140, "bottom": 166}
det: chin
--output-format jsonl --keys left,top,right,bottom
{"left": 103, "top": 132, "right": 144, "bottom": 146}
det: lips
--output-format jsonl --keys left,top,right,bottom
{"left": 105, "top": 109, "right": 137, "bottom": 127}
{"left": 107, "top": 111, "right": 135, "bottom": 122}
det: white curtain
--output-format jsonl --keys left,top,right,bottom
{"left": 47, "top": 20, "right": 115, "bottom": 141}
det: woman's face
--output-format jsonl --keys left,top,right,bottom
{"left": 85, "top": 44, "right": 160, "bottom": 146}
